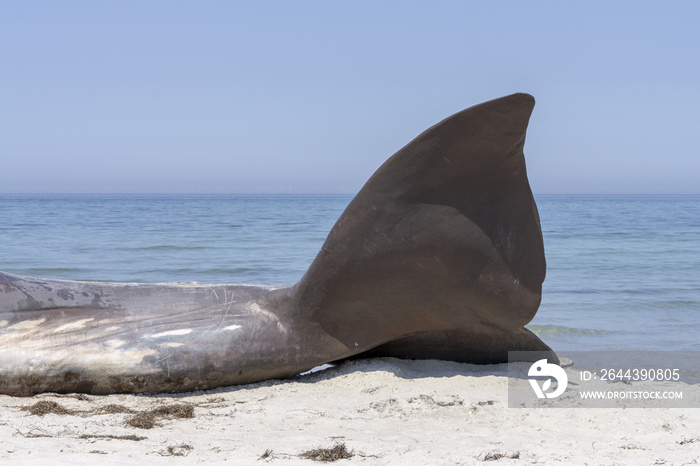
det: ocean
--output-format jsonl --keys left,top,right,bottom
{"left": 1, "top": 194, "right": 698, "bottom": 354}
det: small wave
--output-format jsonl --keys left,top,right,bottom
{"left": 119, "top": 245, "right": 211, "bottom": 252}
{"left": 193, "top": 268, "right": 255, "bottom": 275}
{"left": 526, "top": 324, "right": 612, "bottom": 336}
{"left": 141, "top": 267, "right": 254, "bottom": 275}
{"left": 22, "top": 268, "right": 93, "bottom": 275}
{"left": 653, "top": 300, "right": 700, "bottom": 310}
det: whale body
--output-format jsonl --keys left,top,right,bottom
{"left": 0, "top": 93, "right": 556, "bottom": 396}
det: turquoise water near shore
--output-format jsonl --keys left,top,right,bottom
{"left": 1, "top": 194, "right": 698, "bottom": 353}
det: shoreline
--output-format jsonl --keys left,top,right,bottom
{"left": 2, "top": 358, "right": 699, "bottom": 465}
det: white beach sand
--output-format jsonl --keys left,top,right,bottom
{"left": 1, "top": 358, "right": 699, "bottom": 465}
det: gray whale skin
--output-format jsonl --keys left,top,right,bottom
{"left": 0, "top": 93, "right": 557, "bottom": 396}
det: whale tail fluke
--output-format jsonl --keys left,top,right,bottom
{"left": 293, "top": 93, "right": 555, "bottom": 362}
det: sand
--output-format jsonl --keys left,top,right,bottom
{"left": 1, "top": 358, "right": 699, "bottom": 465}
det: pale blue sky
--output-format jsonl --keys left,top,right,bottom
{"left": 2, "top": 1, "right": 699, "bottom": 194}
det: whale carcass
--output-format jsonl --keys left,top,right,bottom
{"left": 0, "top": 93, "right": 556, "bottom": 395}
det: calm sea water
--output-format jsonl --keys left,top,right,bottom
{"left": 1, "top": 194, "right": 698, "bottom": 353}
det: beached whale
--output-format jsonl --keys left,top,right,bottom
{"left": 0, "top": 93, "right": 557, "bottom": 396}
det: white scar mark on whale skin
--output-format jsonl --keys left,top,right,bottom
{"left": 161, "top": 342, "right": 185, "bottom": 348}
{"left": 222, "top": 325, "right": 241, "bottom": 331}
{"left": 215, "top": 291, "right": 237, "bottom": 332}
{"left": 0, "top": 345, "right": 158, "bottom": 379}
{"left": 8, "top": 318, "right": 46, "bottom": 331}
{"left": 151, "top": 329, "right": 193, "bottom": 338}
{"left": 105, "top": 339, "right": 125, "bottom": 348}
{"left": 249, "top": 302, "right": 286, "bottom": 333}
{"left": 53, "top": 318, "right": 95, "bottom": 333}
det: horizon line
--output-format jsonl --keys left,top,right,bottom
{"left": 1, "top": 192, "right": 699, "bottom": 196}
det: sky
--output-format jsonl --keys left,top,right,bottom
{"left": 2, "top": 1, "right": 699, "bottom": 194}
